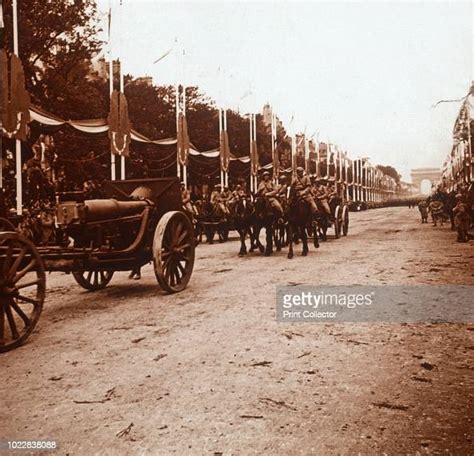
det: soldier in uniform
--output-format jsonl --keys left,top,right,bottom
{"left": 257, "top": 171, "right": 284, "bottom": 216}
{"left": 291, "top": 167, "right": 318, "bottom": 214}
{"left": 276, "top": 175, "right": 289, "bottom": 202}
{"left": 453, "top": 195, "right": 470, "bottom": 242}
{"left": 210, "top": 184, "right": 230, "bottom": 217}
{"left": 221, "top": 186, "right": 232, "bottom": 206}
{"left": 181, "top": 182, "right": 194, "bottom": 214}
{"left": 313, "top": 178, "right": 332, "bottom": 216}
{"left": 228, "top": 184, "right": 246, "bottom": 205}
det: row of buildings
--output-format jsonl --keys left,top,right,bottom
{"left": 441, "top": 83, "right": 473, "bottom": 191}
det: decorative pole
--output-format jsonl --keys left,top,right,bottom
{"left": 119, "top": 0, "right": 125, "bottom": 180}
{"left": 291, "top": 135, "right": 297, "bottom": 178}
{"left": 182, "top": 85, "right": 187, "bottom": 187}
{"left": 219, "top": 107, "right": 224, "bottom": 187}
{"left": 224, "top": 108, "right": 228, "bottom": 188}
{"left": 249, "top": 114, "right": 253, "bottom": 193}
{"left": 326, "top": 141, "right": 330, "bottom": 178}
{"left": 253, "top": 113, "right": 258, "bottom": 191}
{"left": 108, "top": 2, "right": 116, "bottom": 181}
{"left": 119, "top": 61, "right": 125, "bottom": 180}
{"left": 344, "top": 152, "right": 349, "bottom": 200}
{"left": 315, "top": 139, "right": 319, "bottom": 178}
{"left": 271, "top": 111, "right": 277, "bottom": 183}
{"left": 12, "top": 0, "right": 22, "bottom": 212}
{"left": 176, "top": 84, "right": 181, "bottom": 180}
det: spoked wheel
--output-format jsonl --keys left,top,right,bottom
{"left": 0, "top": 217, "right": 15, "bottom": 232}
{"left": 153, "top": 211, "right": 195, "bottom": 293}
{"left": 0, "top": 232, "right": 45, "bottom": 353}
{"left": 342, "top": 205, "right": 349, "bottom": 236}
{"left": 72, "top": 270, "right": 114, "bottom": 291}
{"left": 334, "top": 206, "right": 341, "bottom": 239}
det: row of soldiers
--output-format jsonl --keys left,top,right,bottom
{"left": 181, "top": 167, "right": 341, "bottom": 219}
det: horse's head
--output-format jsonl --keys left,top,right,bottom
{"left": 201, "top": 200, "right": 215, "bottom": 218}
{"left": 253, "top": 195, "right": 269, "bottom": 218}
{"left": 234, "top": 197, "right": 254, "bottom": 218}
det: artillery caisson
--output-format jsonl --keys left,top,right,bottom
{"left": 0, "top": 178, "right": 195, "bottom": 353}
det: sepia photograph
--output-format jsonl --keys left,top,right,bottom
{"left": 0, "top": 0, "right": 473, "bottom": 454}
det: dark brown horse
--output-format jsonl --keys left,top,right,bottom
{"left": 231, "top": 197, "right": 255, "bottom": 256}
{"left": 199, "top": 199, "right": 228, "bottom": 244}
{"left": 252, "top": 195, "right": 278, "bottom": 256}
{"left": 286, "top": 187, "right": 313, "bottom": 259}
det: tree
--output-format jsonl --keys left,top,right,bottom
{"left": 2, "top": 0, "right": 103, "bottom": 114}
{"left": 377, "top": 165, "right": 401, "bottom": 183}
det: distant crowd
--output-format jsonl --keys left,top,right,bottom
{"left": 416, "top": 182, "right": 473, "bottom": 243}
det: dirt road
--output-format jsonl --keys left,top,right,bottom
{"left": 1, "top": 207, "right": 473, "bottom": 455}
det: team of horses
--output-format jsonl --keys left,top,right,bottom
{"left": 187, "top": 191, "right": 342, "bottom": 259}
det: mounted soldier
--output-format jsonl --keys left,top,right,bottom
{"left": 276, "top": 175, "right": 289, "bottom": 204}
{"left": 210, "top": 184, "right": 230, "bottom": 218}
{"left": 313, "top": 178, "right": 332, "bottom": 217}
{"left": 228, "top": 184, "right": 246, "bottom": 210}
{"left": 181, "top": 182, "right": 194, "bottom": 214}
{"left": 291, "top": 167, "right": 318, "bottom": 215}
{"left": 257, "top": 171, "right": 284, "bottom": 217}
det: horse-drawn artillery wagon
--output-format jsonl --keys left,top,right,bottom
{"left": 0, "top": 177, "right": 195, "bottom": 353}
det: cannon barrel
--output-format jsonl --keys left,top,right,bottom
{"left": 83, "top": 199, "right": 150, "bottom": 222}
{"left": 56, "top": 198, "right": 150, "bottom": 225}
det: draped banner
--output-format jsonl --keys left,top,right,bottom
{"left": 108, "top": 90, "right": 131, "bottom": 156}
{"left": 220, "top": 129, "right": 230, "bottom": 172}
{"left": 0, "top": 50, "right": 30, "bottom": 140}
{"left": 250, "top": 140, "right": 259, "bottom": 176}
{"left": 28, "top": 105, "right": 251, "bottom": 162}
{"left": 272, "top": 142, "right": 280, "bottom": 178}
{"left": 177, "top": 112, "right": 190, "bottom": 166}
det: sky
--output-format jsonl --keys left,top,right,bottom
{"left": 98, "top": 0, "right": 472, "bottom": 182}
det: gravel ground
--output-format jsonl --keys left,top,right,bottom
{"left": 1, "top": 206, "right": 473, "bottom": 455}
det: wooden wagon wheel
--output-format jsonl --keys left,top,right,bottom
{"left": 0, "top": 217, "right": 15, "bottom": 232}
{"left": 153, "top": 211, "right": 195, "bottom": 293}
{"left": 72, "top": 270, "right": 114, "bottom": 291}
{"left": 0, "top": 232, "right": 45, "bottom": 353}
{"left": 342, "top": 205, "right": 349, "bottom": 236}
{"left": 334, "top": 205, "right": 341, "bottom": 239}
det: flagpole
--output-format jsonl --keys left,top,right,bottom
{"left": 315, "top": 138, "right": 320, "bottom": 178}
{"left": 119, "top": 1, "right": 125, "bottom": 180}
{"left": 119, "top": 61, "right": 125, "bottom": 180}
{"left": 108, "top": 1, "right": 116, "bottom": 181}
{"left": 271, "top": 111, "right": 277, "bottom": 183}
{"left": 249, "top": 114, "right": 253, "bottom": 193}
{"left": 223, "top": 108, "right": 228, "bottom": 188}
{"left": 326, "top": 141, "right": 330, "bottom": 178}
{"left": 291, "top": 134, "right": 296, "bottom": 178}
{"left": 304, "top": 137, "right": 310, "bottom": 174}
{"left": 176, "top": 84, "right": 181, "bottom": 180}
{"left": 253, "top": 113, "right": 257, "bottom": 191}
{"left": 219, "top": 108, "right": 223, "bottom": 187}
{"left": 11, "top": 0, "right": 22, "bottom": 213}
{"left": 0, "top": 0, "right": 4, "bottom": 190}
{"left": 182, "top": 85, "right": 187, "bottom": 187}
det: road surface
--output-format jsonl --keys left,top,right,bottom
{"left": 1, "top": 207, "right": 473, "bottom": 455}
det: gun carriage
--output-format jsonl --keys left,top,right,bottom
{"left": 0, "top": 177, "right": 195, "bottom": 353}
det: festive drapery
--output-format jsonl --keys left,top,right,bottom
{"left": 219, "top": 129, "right": 230, "bottom": 172}
{"left": 108, "top": 90, "right": 131, "bottom": 156}
{"left": 250, "top": 139, "right": 259, "bottom": 176}
{"left": 0, "top": 50, "right": 30, "bottom": 140}
{"left": 177, "top": 112, "right": 190, "bottom": 166}
{"left": 29, "top": 105, "right": 251, "bottom": 162}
